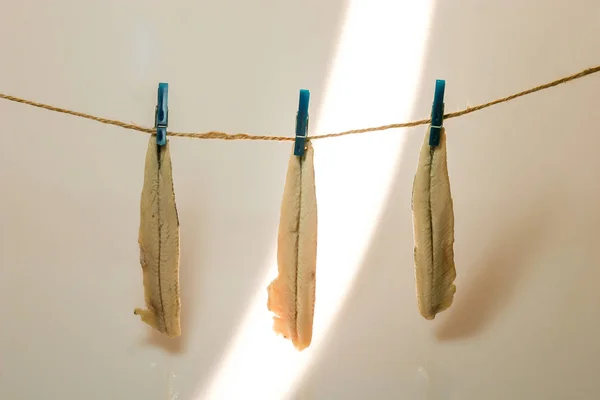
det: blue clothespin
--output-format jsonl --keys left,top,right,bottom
{"left": 155, "top": 82, "right": 169, "bottom": 146}
{"left": 429, "top": 79, "right": 445, "bottom": 147}
{"left": 294, "top": 89, "right": 310, "bottom": 156}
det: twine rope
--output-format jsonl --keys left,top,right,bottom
{"left": 1, "top": 64, "right": 599, "bottom": 142}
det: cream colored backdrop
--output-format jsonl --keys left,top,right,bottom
{"left": 1, "top": 1, "right": 600, "bottom": 399}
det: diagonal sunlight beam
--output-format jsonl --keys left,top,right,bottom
{"left": 197, "top": 1, "right": 435, "bottom": 399}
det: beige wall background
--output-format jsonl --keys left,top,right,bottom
{"left": 1, "top": 1, "right": 600, "bottom": 399}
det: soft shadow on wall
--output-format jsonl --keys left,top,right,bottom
{"left": 291, "top": 1, "right": 600, "bottom": 399}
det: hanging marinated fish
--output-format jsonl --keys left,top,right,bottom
{"left": 134, "top": 135, "right": 181, "bottom": 337}
{"left": 412, "top": 126, "right": 457, "bottom": 320}
{"left": 267, "top": 141, "right": 318, "bottom": 351}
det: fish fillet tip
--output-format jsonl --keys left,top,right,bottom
{"left": 419, "top": 310, "right": 436, "bottom": 320}
{"left": 272, "top": 316, "right": 311, "bottom": 352}
{"left": 166, "top": 327, "right": 181, "bottom": 338}
{"left": 419, "top": 284, "right": 456, "bottom": 320}
{"left": 292, "top": 337, "right": 311, "bottom": 351}
{"left": 133, "top": 308, "right": 181, "bottom": 338}
{"left": 293, "top": 343, "right": 310, "bottom": 352}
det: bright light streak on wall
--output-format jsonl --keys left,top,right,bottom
{"left": 198, "top": 1, "right": 435, "bottom": 399}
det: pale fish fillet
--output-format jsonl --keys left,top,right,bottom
{"left": 412, "top": 127, "right": 456, "bottom": 320}
{"left": 134, "top": 136, "right": 181, "bottom": 337}
{"left": 267, "top": 141, "right": 317, "bottom": 351}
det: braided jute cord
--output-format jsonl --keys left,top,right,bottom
{"left": 1, "top": 64, "right": 599, "bottom": 142}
